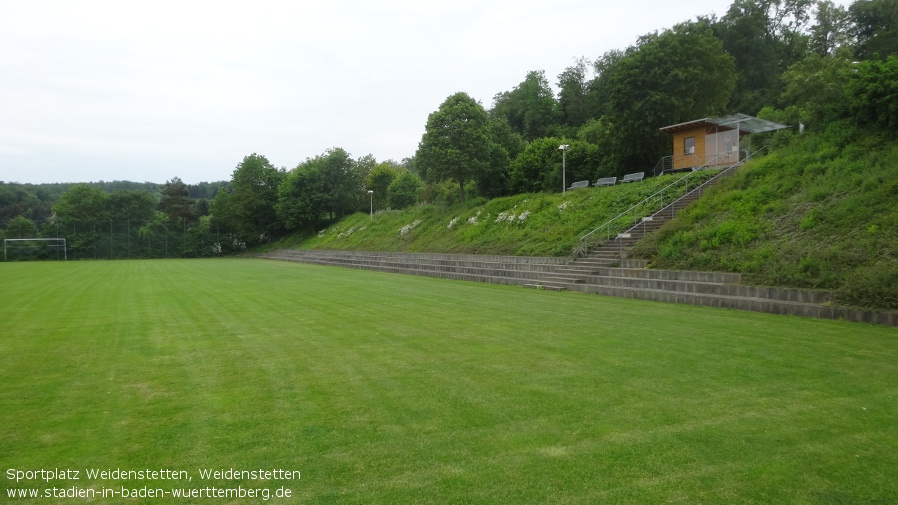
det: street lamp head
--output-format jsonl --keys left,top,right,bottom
{"left": 558, "top": 144, "right": 570, "bottom": 151}
{"left": 368, "top": 190, "right": 373, "bottom": 194}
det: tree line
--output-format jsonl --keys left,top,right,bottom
{"left": 2, "top": 0, "right": 896, "bottom": 258}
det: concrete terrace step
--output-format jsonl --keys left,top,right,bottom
{"left": 259, "top": 249, "right": 896, "bottom": 326}
{"left": 561, "top": 282, "right": 894, "bottom": 326}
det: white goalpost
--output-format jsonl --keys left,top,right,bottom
{"left": 3, "top": 238, "right": 67, "bottom": 260}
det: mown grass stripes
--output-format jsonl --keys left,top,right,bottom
{"left": 1, "top": 259, "right": 896, "bottom": 503}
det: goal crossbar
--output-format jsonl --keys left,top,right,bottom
{"left": 4, "top": 238, "right": 67, "bottom": 260}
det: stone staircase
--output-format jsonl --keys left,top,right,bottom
{"left": 567, "top": 163, "right": 740, "bottom": 273}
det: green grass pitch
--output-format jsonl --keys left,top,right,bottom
{"left": 1, "top": 259, "right": 896, "bottom": 503}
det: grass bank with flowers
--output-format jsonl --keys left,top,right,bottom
{"left": 268, "top": 172, "right": 711, "bottom": 257}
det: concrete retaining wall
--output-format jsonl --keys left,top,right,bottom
{"left": 259, "top": 249, "right": 896, "bottom": 327}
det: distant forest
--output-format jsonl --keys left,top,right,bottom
{"left": 2, "top": 0, "right": 896, "bottom": 259}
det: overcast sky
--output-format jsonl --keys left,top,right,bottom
{"left": 0, "top": 1, "right": 837, "bottom": 185}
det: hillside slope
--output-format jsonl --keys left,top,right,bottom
{"left": 268, "top": 172, "right": 710, "bottom": 258}
{"left": 630, "top": 127, "right": 898, "bottom": 310}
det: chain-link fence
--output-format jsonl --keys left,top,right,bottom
{"left": 1, "top": 218, "right": 233, "bottom": 261}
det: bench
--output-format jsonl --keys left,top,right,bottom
{"left": 567, "top": 180, "right": 590, "bottom": 190}
{"left": 621, "top": 172, "right": 645, "bottom": 183}
{"left": 594, "top": 177, "right": 617, "bottom": 187}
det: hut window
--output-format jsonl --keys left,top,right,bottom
{"left": 684, "top": 136, "right": 695, "bottom": 154}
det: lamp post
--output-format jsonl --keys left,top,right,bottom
{"left": 559, "top": 144, "right": 570, "bottom": 194}
{"left": 368, "top": 190, "right": 374, "bottom": 219}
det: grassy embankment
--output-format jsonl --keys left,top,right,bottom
{"left": 2, "top": 259, "right": 896, "bottom": 503}
{"left": 631, "top": 127, "right": 898, "bottom": 310}
{"left": 268, "top": 171, "right": 711, "bottom": 257}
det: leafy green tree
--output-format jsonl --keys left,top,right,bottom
{"left": 209, "top": 188, "right": 235, "bottom": 236}
{"left": 316, "top": 148, "right": 363, "bottom": 219}
{"left": 847, "top": 55, "right": 898, "bottom": 129}
{"left": 508, "top": 138, "right": 602, "bottom": 194}
{"left": 490, "top": 71, "right": 560, "bottom": 141}
{"left": 366, "top": 163, "right": 399, "bottom": 211}
{"left": 557, "top": 58, "right": 594, "bottom": 128}
{"left": 276, "top": 148, "right": 363, "bottom": 232}
{"left": 850, "top": 0, "right": 898, "bottom": 60}
{"left": 0, "top": 184, "right": 51, "bottom": 225}
{"left": 276, "top": 164, "right": 327, "bottom": 233}
{"left": 109, "top": 190, "right": 157, "bottom": 223}
{"left": 416, "top": 92, "right": 494, "bottom": 203}
{"left": 228, "top": 154, "right": 286, "bottom": 243}
{"left": 52, "top": 184, "right": 109, "bottom": 257}
{"left": 353, "top": 154, "right": 379, "bottom": 212}
{"left": 604, "top": 20, "right": 736, "bottom": 173}
{"left": 810, "top": 0, "right": 851, "bottom": 57}
{"left": 387, "top": 171, "right": 422, "bottom": 210}
{"left": 5, "top": 215, "right": 37, "bottom": 238}
{"left": 400, "top": 156, "right": 416, "bottom": 174}
{"left": 585, "top": 49, "right": 626, "bottom": 120}
{"left": 717, "top": 0, "right": 815, "bottom": 112}
{"left": 779, "top": 53, "right": 852, "bottom": 129}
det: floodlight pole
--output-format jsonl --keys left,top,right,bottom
{"left": 559, "top": 144, "right": 570, "bottom": 194}
{"left": 368, "top": 190, "right": 374, "bottom": 220}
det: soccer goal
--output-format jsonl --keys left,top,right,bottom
{"left": 3, "top": 238, "right": 67, "bottom": 260}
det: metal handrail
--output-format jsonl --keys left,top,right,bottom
{"left": 579, "top": 149, "right": 764, "bottom": 244}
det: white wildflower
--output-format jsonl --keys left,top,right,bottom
{"left": 467, "top": 216, "right": 478, "bottom": 225}
{"left": 494, "top": 212, "right": 509, "bottom": 223}
{"left": 447, "top": 216, "right": 459, "bottom": 229}
{"left": 317, "top": 229, "right": 327, "bottom": 237}
{"left": 518, "top": 210, "right": 530, "bottom": 223}
{"left": 558, "top": 201, "right": 571, "bottom": 211}
{"left": 399, "top": 219, "right": 422, "bottom": 236}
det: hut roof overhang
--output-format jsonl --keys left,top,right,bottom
{"left": 660, "top": 113, "right": 788, "bottom": 135}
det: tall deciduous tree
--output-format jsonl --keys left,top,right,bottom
{"left": 366, "top": 163, "right": 399, "bottom": 211}
{"left": 604, "top": 20, "right": 736, "bottom": 173}
{"left": 779, "top": 53, "right": 852, "bottom": 129}
{"left": 490, "top": 71, "right": 560, "bottom": 141}
{"left": 276, "top": 163, "right": 327, "bottom": 233}
{"left": 315, "top": 148, "right": 362, "bottom": 219}
{"left": 847, "top": 55, "right": 898, "bottom": 129}
{"left": 52, "top": 184, "right": 109, "bottom": 253}
{"left": 276, "top": 148, "right": 366, "bottom": 232}
{"left": 5, "top": 215, "right": 37, "bottom": 238}
{"left": 850, "top": 0, "right": 898, "bottom": 60}
{"left": 109, "top": 190, "right": 157, "bottom": 224}
{"left": 387, "top": 171, "right": 422, "bottom": 210}
{"left": 557, "top": 58, "right": 594, "bottom": 128}
{"left": 718, "top": 0, "right": 815, "bottom": 113}
{"left": 810, "top": 0, "right": 851, "bottom": 57}
{"left": 229, "top": 154, "right": 285, "bottom": 243}
{"left": 416, "top": 92, "right": 493, "bottom": 203}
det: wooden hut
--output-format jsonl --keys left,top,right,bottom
{"left": 659, "top": 114, "right": 788, "bottom": 172}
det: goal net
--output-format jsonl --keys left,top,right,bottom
{"left": 3, "top": 238, "right": 67, "bottom": 260}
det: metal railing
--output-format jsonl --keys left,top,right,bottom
{"left": 580, "top": 148, "right": 766, "bottom": 245}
